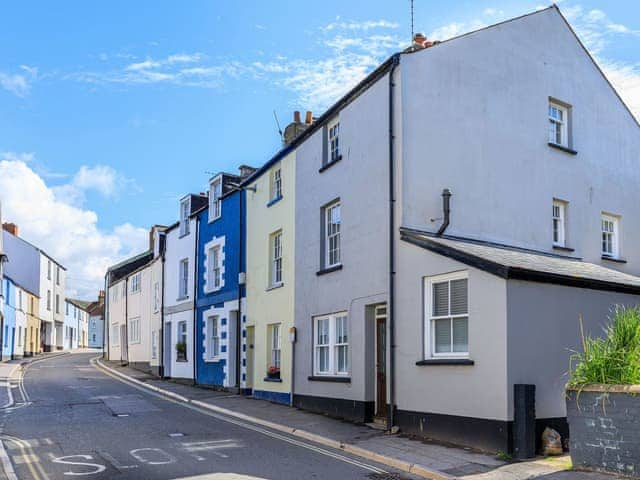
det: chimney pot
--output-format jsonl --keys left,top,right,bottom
{"left": 293, "top": 111, "right": 301, "bottom": 123}
{"left": 2, "top": 223, "right": 18, "bottom": 237}
{"left": 305, "top": 111, "right": 313, "bottom": 124}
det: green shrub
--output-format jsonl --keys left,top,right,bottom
{"left": 568, "top": 306, "right": 640, "bottom": 387}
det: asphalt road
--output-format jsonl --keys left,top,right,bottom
{"left": 0, "top": 353, "right": 412, "bottom": 480}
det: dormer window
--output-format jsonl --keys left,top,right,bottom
{"left": 209, "top": 177, "right": 222, "bottom": 222}
{"left": 180, "top": 198, "right": 190, "bottom": 236}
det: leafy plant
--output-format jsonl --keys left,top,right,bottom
{"left": 175, "top": 341, "right": 187, "bottom": 354}
{"left": 568, "top": 306, "right": 640, "bottom": 387}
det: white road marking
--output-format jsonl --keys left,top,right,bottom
{"left": 98, "top": 450, "right": 138, "bottom": 470}
{"left": 130, "top": 448, "right": 176, "bottom": 465}
{"left": 0, "top": 439, "right": 18, "bottom": 480}
{"left": 49, "top": 454, "right": 106, "bottom": 476}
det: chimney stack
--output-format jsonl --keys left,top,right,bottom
{"left": 283, "top": 110, "right": 314, "bottom": 145}
{"left": 238, "top": 165, "right": 257, "bottom": 179}
{"left": 2, "top": 223, "right": 18, "bottom": 237}
{"left": 98, "top": 290, "right": 105, "bottom": 305}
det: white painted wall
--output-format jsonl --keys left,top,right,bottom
{"left": 399, "top": 7, "right": 640, "bottom": 274}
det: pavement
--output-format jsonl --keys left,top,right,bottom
{"left": 99, "top": 360, "right": 620, "bottom": 480}
{"left": 0, "top": 352, "right": 424, "bottom": 479}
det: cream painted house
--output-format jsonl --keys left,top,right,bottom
{"left": 245, "top": 150, "right": 296, "bottom": 404}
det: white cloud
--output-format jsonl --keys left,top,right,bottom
{"left": 0, "top": 65, "right": 38, "bottom": 97}
{"left": 0, "top": 156, "right": 148, "bottom": 298}
{"left": 322, "top": 20, "right": 399, "bottom": 32}
{"left": 601, "top": 61, "right": 640, "bottom": 120}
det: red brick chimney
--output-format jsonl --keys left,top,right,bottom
{"left": 2, "top": 223, "right": 18, "bottom": 237}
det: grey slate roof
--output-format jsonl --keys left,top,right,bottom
{"left": 400, "top": 228, "right": 640, "bottom": 294}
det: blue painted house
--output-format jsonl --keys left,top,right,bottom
{"left": 195, "top": 167, "right": 254, "bottom": 389}
{"left": 1, "top": 277, "right": 16, "bottom": 360}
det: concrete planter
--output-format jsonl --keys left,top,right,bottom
{"left": 566, "top": 385, "right": 640, "bottom": 477}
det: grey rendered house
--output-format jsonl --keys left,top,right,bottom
{"left": 291, "top": 5, "right": 640, "bottom": 453}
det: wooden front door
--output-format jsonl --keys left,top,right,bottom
{"left": 375, "top": 305, "right": 387, "bottom": 420}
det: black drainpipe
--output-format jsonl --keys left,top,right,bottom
{"left": 192, "top": 216, "right": 200, "bottom": 385}
{"left": 159, "top": 234, "right": 166, "bottom": 378}
{"left": 236, "top": 189, "right": 243, "bottom": 390}
{"left": 436, "top": 189, "right": 452, "bottom": 236}
{"left": 387, "top": 53, "right": 400, "bottom": 432}
{"left": 123, "top": 277, "right": 128, "bottom": 365}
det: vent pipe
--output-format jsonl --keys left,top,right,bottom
{"left": 436, "top": 189, "right": 452, "bottom": 236}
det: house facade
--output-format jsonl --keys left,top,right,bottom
{"left": 25, "top": 290, "right": 40, "bottom": 357}
{"left": 1, "top": 277, "right": 17, "bottom": 360}
{"left": 162, "top": 195, "right": 206, "bottom": 380}
{"left": 65, "top": 299, "right": 92, "bottom": 350}
{"left": 88, "top": 291, "right": 105, "bottom": 349}
{"left": 106, "top": 250, "right": 154, "bottom": 366}
{"left": 39, "top": 252, "right": 66, "bottom": 351}
{"left": 388, "top": 7, "right": 640, "bottom": 452}
{"left": 245, "top": 151, "right": 296, "bottom": 404}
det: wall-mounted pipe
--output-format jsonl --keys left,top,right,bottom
{"left": 436, "top": 189, "right": 452, "bottom": 236}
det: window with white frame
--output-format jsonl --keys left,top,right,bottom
{"left": 425, "top": 272, "right": 469, "bottom": 357}
{"left": 269, "top": 323, "right": 281, "bottom": 370}
{"left": 328, "top": 120, "right": 340, "bottom": 163}
{"left": 548, "top": 100, "right": 569, "bottom": 147}
{"left": 207, "top": 316, "right": 220, "bottom": 359}
{"left": 129, "top": 317, "right": 141, "bottom": 344}
{"left": 324, "top": 201, "right": 341, "bottom": 268}
{"left": 18, "top": 290, "right": 22, "bottom": 310}
{"left": 601, "top": 214, "right": 620, "bottom": 258}
{"left": 270, "top": 167, "right": 282, "bottom": 201}
{"left": 177, "top": 320, "right": 188, "bottom": 361}
{"left": 208, "top": 245, "right": 222, "bottom": 289}
{"left": 47, "top": 260, "right": 51, "bottom": 280}
{"left": 111, "top": 324, "right": 119, "bottom": 346}
{"left": 180, "top": 198, "right": 190, "bottom": 236}
{"left": 209, "top": 177, "right": 222, "bottom": 221}
{"left": 153, "top": 282, "right": 160, "bottom": 313}
{"left": 56, "top": 266, "right": 60, "bottom": 285}
{"left": 270, "top": 231, "right": 283, "bottom": 286}
{"left": 314, "top": 313, "right": 349, "bottom": 376}
{"left": 47, "top": 290, "right": 51, "bottom": 311}
{"left": 122, "top": 282, "right": 127, "bottom": 298}
{"left": 553, "top": 200, "right": 567, "bottom": 247}
{"left": 179, "top": 258, "right": 189, "bottom": 298}
{"left": 130, "top": 273, "right": 141, "bottom": 294}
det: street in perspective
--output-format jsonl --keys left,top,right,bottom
{"left": 0, "top": 1, "right": 639, "bottom": 479}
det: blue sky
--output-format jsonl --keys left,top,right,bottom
{"left": 0, "top": 0, "right": 638, "bottom": 297}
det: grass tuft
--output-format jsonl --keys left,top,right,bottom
{"left": 568, "top": 306, "right": 640, "bottom": 387}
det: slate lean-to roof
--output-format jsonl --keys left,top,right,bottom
{"left": 401, "top": 228, "right": 640, "bottom": 295}
{"left": 66, "top": 298, "right": 93, "bottom": 311}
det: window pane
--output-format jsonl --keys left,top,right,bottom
{"left": 452, "top": 317, "right": 468, "bottom": 352}
{"left": 434, "top": 318, "right": 451, "bottom": 353}
{"left": 336, "top": 316, "right": 347, "bottom": 344}
{"left": 317, "top": 318, "right": 329, "bottom": 345}
{"left": 318, "top": 346, "right": 329, "bottom": 372}
{"left": 450, "top": 279, "right": 468, "bottom": 315}
{"left": 337, "top": 345, "right": 348, "bottom": 373}
{"left": 432, "top": 282, "right": 449, "bottom": 316}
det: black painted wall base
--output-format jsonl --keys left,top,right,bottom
{"left": 293, "top": 394, "right": 374, "bottom": 424}
{"left": 395, "top": 409, "right": 512, "bottom": 453}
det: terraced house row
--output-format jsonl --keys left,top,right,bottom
{"left": 103, "top": 6, "right": 640, "bottom": 453}
{"left": 0, "top": 216, "right": 105, "bottom": 358}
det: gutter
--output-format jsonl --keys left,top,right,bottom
{"left": 387, "top": 53, "right": 400, "bottom": 432}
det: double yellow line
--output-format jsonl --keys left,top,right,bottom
{"left": 1, "top": 435, "right": 49, "bottom": 480}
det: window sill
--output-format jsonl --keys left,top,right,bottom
{"left": 179, "top": 232, "right": 191, "bottom": 239}
{"left": 176, "top": 296, "right": 190, "bottom": 302}
{"left": 204, "top": 357, "right": 222, "bottom": 363}
{"left": 208, "top": 215, "right": 221, "bottom": 224}
{"left": 416, "top": 358, "right": 474, "bottom": 366}
{"left": 266, "top": 195, "right": 283, "bottom": 208}
{"left": 263, "top": 377, "right": 282, "bottom": 383}
{"left": 548, "top": 142, "right": 577, "bottom": 155}
{"left": 176, "top": 359, "right": 188, "bottom": 363}
{"left": 308, "top": 375, "right": 350, "bottom": 383}
{"left": 602, "top": 255, "right": 627, "bottom": 264}
{"left": 318, "top": 155, "right": 343, "bottom": 173}
{"left": 316, "top": 264, "right": 343, "bottom": 276}
{"left": 265, "top": 282, "right": 284, "bottom": 292}
{"left": 552, "top": 245, "right": 575, "bottom": 252}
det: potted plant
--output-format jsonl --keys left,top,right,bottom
{"left": 566, "top": 307, "right": 640, "bottom": 477}
{"left": 267, "top": 365, "right": 280, "bottom": 380}
{"left": 176, "top": 341, "right": 187, "bottom": 362}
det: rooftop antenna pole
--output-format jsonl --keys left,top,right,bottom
{"left": 273, "top": 110, "right": 284, "bottom": 142}
{"left": 410, "top": 0, "right": 414, "bottom": 40}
